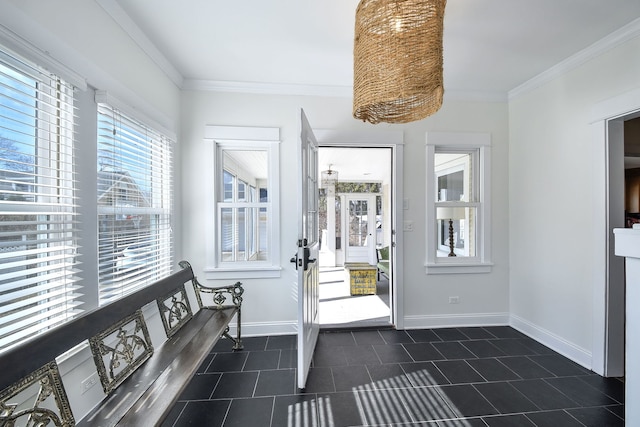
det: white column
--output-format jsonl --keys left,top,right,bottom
{"left": 326, "top": 185, "right": 336, "bottom": 267}
{"left": 320, "top": 184, "right": 337, "bottom": 267}
{"left": 614, "top": 225, "right": 640, "bottom": 425}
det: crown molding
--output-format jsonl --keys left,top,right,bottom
{"left": 509, "top": 17, "right": 640, "bottom": 101}
{"left": 182, "top": 79, "right": 353, "bottom": 97}
{"left": 95, "top": 0, "right": 184, "bottom": 88}
{"left": 444, "top": 89, "right": 507, "bottom": 103}
{"left": 183, "top": 78, "right": 509, "bottom": 103}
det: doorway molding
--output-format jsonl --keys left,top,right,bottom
{"left": 314, "top": 129, "right": 405, "bottom": 328}
{"left": 591, "top": 85, "right": 640, "bottom": 376}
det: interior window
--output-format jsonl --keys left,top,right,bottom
{"left": 426, "top": 132, "right": 492, "bottom": 274}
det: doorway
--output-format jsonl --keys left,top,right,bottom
{"left": 317, "top": 146, "right": 393, "bottom": 329}
{"left": 592, "top": 87, "right": 640, "bottom": 377}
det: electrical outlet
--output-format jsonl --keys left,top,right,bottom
{"left": 81, "top": 373, "right": 99, "bottom": 394}
{"left": 449, "top": 296, "right": 460, "bottom": 304}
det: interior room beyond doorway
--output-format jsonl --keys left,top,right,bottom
{"left": 317, "top": 146, "right": 393, "bottom": 329}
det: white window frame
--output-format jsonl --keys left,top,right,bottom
{"left": 426, "top": 132, "right": 493, "bottom": 274}
{"left": 204, "top": 126, "right": 281, "bottom": 279}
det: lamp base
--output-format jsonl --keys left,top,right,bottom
{"left": 448, "top": 219, "right": 457, "bottom": 257}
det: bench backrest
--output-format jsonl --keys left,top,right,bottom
{"left": 0, "top": 265, "right": 198, "bottom": 392}
{"left": 0, "top": 262, "right": 204, "bottom": 426}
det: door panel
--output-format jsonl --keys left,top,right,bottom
{"left": 296, "top": 109, "right": 319, "bottom": 389}
{"left": 345, "top": 194, "right": 376, "bottom": 265}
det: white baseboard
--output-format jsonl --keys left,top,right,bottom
{"left": 403, "top": 312, "right": 510, "bottom": 329}
{"left": 509, "top": 314, "right": 592, "bottom": 370}
{"left": 230, "top": 316, "right": 593, "bottom": 372}
{"left": 228, "top": 321, "right": 297, "bottom": 338}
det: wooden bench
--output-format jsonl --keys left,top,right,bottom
{"left": 0, "top": 260, "right": 243, "bottom": 427}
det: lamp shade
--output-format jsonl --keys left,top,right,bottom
{"left": 436, "top": 206, "right": 465, "bottom": 221}
{"left": 353, "top": 0, "right": 446, "bottom": 124}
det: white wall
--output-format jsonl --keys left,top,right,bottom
{"left": 180, "top": 90, "right": 510, "bottom": 335}
{"left": 509, "top": 33, "right": 640, "bottom": 368}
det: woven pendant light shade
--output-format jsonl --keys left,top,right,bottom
{"left": 353, "top": 0, "right": 446, "bottom": 124}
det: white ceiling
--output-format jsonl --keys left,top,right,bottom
{"left": 103, "top": 0, "right": 640, "bottom": 183}
{"left": 319, "top": 147, "right": 392, "bottom": 184}
{"left": 108, "top": 0, "right": 640, "bottom": 98}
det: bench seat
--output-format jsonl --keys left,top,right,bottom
{"left": 78, "top": 307, "right": 237, "bottom": 427}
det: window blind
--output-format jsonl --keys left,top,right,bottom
{"left": 97, "top": 103, "right": 173, "bottom": 305}
{"left": 0, "top": 49, "right": 81, "bottom": 353}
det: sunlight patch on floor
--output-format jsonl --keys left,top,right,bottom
{"left": 319, "top": 267, "right": 390, "bottom": 326}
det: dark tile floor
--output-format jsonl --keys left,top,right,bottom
{"left": 162, "top": 326, "right": 624, "bottom": 427}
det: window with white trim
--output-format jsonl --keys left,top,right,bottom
{"left": 205, "top": 126, "right": 280, "bottom": 279}
{"left": 426, "top": 132, "right": 492, "bottom": 274}
{"left": 97, "top": 102, "right": 173, "bottom": 304}
{"left": 0, "top": 48, "right": 81, "bottom": 353}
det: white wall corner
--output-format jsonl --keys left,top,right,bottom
{"left": 95, "top": 0, "right": 183, "bottom": 87}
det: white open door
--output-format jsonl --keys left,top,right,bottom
{"left": 295, "top": 109, "right": 320, "bottom": 389}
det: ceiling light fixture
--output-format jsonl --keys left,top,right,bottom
{"left": 353, "top": 0, "right": 446, "bottom": 124}
{"left": 321, "top": 165, "right": 339, "bottom": 187}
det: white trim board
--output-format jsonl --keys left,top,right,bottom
{"left": 403, "top": 312, "right": 592, "bottom": 370}
{"left": 227, "top": 321, "right": 297, "bottom": 338}
{"left": 403, "top": 313, "right": 510, "bottom": 330}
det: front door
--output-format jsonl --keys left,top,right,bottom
{"left": 344, "top": 194, "right": 376, "bottom": 265}
{"left": 295, "top": 109, "right": 320, "bottom": 389}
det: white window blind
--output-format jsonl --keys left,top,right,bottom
{"left": 97, "top": 103, "right": 173, "bottom": 305}
{"left": 0, "top": 49, "right": 81, "bottom": 353}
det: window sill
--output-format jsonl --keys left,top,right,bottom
{"left": 204, "top": 266, "right": 282, "bottom": 280}
{"left": 425, "top": 261, "right": 493, "bottom": 275}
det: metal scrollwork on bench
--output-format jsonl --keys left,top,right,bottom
{"left": 0, "top": 362, "right": 74, "bottom": 427}
{"left": 206, "top": 282, "right": 243, "bottom": 309}
{"left": 196, "top": 282, "right": 244, "bottom": 351}
{"left": 157, "top": 284, "right": 193, "bottom": 338}
{"left": 178, "top": 260, "right": 244, "bottom": 351}
{"left": 89, "top": 310, "right": 154, "bottom": 394}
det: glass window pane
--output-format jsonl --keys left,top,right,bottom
{"left": 97, "top": 104, "right": 173, "bottom": 304}
{"left": 258, "top": 208, "right": 268, "bottom": 258}
{"left": 349, "top": 200, "right": 368, "bottom": 247}
{"left": 223, "top": 171, "right": 234, "bottom": 202}
{"left": 221, "top": 207, "right": 234, "bottom": 261}
{"left": 436, "top": 206, "right": 476, "bottom": 258}
{"left": 219, "top": 149, "right": 269, "bottom": 264}
{"left": 220, "top": 206, "right": 268, "bottom": 262}
{"left": 0, "top": 52, "right": 80, "bottom": 352}
{"left": 435, "top": 152, "right": 472, "bottom": 202}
